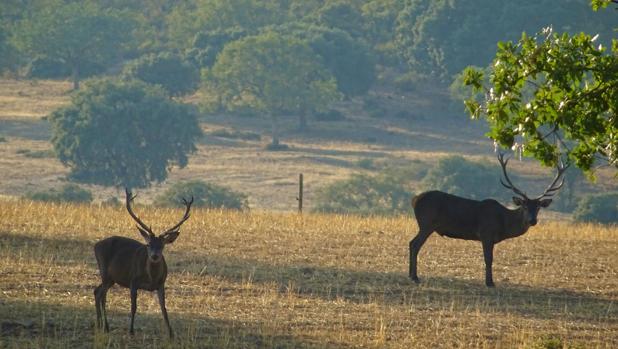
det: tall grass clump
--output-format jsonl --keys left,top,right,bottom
{"left": 23, "top": 184, "right": 92, "bottom": 203}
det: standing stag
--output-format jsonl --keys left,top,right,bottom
{"left": 409, "top": 153, "right": 568, "bottom": 287}
{"left": 94, "top": 189, "right": 193, "bottom": 337}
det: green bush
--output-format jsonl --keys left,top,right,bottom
{"left": 314, "top": 173, "right": 413, "bottom": 216}
{"left": 154, "top": 180, "right": 248, "bottom": 210}
{"left": 421, "top": 156, "right": 505, "bottom": 200}
{"left": 24, "top": 184, "right": 93, "bottom": 203}
{"left": 122, "top": 52, "right": 199, "bottom": 97}
{"left": 573, "top": 192, "right": 618, "bottom": 224}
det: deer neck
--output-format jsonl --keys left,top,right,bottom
{"left": 504, "top": 206, "right": 531, "bottom": 238}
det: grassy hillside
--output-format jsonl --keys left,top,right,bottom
{"left": 0, "top": 201, "right": 617, "bottom": 348}
{"left": 0, "top": 78, "right": 614, "bottom": 212}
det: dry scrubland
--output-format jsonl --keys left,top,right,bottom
{"left": 1, "top": 201, "right": 617, "bottom": 348}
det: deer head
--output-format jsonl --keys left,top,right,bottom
{"left": 125, "top": 188, "right": 193, "bottom": 263}
{"left": 497, "top": 153, "right": 568, "bottom": 226}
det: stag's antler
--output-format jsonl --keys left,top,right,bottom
{"left": 125, "top": 188, "right": 154, "bottom": 236}
{"left": 497, "top": 153, "right": 529, "bottom": 199}
{"left": 534, "top": 160, "right": 569, "bottom": 199}
{"left": 162, "top": 196, "right": 194, "bottom": 235}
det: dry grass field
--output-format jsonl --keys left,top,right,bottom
{"left": 0, "top": 78, "right": 617, "bottom": 348}
{"left": 1, "top": 201, "right": 617, "bottom": 348}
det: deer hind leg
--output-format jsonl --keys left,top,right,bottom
{"left": 129, "top": 284, "right": 138, "bottom": 335}
{"left": 482, "top": 240, "right": 495, "bottom": 287}
{"left": 409, "top": 228, "right": 433, "bottom": 283}
{"left": 95, "top": 280, "right": 113, "bottom": 332}
{"left": 157, "top": 286, "right": 173, "bottom": 338}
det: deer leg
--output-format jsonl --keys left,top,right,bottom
{"left": 157, "top": 286, "right": 173, "bottom": 339}
{"left": 409, "top": 229, "right": 432, "bottom": 283}
{"left": 101, "top": 284, "right": 111, "bottom": 332}
{"left": 94, "top": 284, "right": 102, "bottom": 329}
{"left": 129, "top": 285, "right": 138, "bottom": 335}
{"left": 482, "top": 240, "right": 495, "bottom": 287}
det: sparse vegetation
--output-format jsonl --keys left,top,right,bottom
{"left": 421, "top": 155, "right": 505, "bottom": 200}
{"left": 573, "top": 192, "right": 618, "bottom": 224}
{"left": 314, "top": 172, "right": 413, "bottom": 215}
{"left": 154, "top": 180, "right": 248, "bottom": 210}
{"left": 23, "top": 184, "right": 93, "bottom": 203}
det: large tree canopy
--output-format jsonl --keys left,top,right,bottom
{"left": 11, "top": 1, "right": 133, "bottom": 89}
{"left": 50, "top": 78, "right": 202, "bottom": 189}
{"left": 463, "top": 26, "right": 617, "bottom": 173}
{"left": 395, "top": 0, "right": 615, "bottom": 80}
{"left": 203, "top": 31, "right": 340, "bottom": 142}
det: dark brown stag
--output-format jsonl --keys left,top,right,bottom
{"left": 409, "top": 153, "right": 567, "bottom": 287}
{"left": 94, "top": 189, "right": 193, "bottom": 337}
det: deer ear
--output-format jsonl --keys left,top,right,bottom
{"left": 539, "top": 198, "right": 553, "bottom": 207}
{"left": 161, "top": 231, "right": 180, "bottom": 244}
{"left": 512, "top": 196, "right": 525, "bottom": 206}
{"left": 137, "top": 226, "right": 151, "bottom": 242}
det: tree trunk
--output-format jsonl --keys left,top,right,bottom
{"left": 71, "top": 63, "right": 80, "bottom": 90}
{"left": 270, "top": 114, "right": 280, "bottom": 147}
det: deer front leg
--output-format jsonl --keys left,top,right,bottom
{"left": 157, "top": 286, "right": 173, "bottom": 338}
{"left": 409, "top": 229, "right": 432, "bottom": 283}
{"left": 482, "top": 240, "right": 495, "bottom": 287}
{"left": 129, "top": 284, "right": 138, "bottom": 335}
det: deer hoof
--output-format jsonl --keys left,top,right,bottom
{"left": 410, "top": 276, "right": 420, "bottom": 284}
{"left": 485, "top": 281, "right": 495, "bottom": 288}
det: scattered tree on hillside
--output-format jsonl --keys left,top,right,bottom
{"left": 49, "top": 78, "right": 202, "bottom": 189}
{"left": 280, "top": 23, "right": 376, "bottom": 98}
{"left": 11, "top": 1, "right": 133, "bottom": 89}
{"left": 203, "top": 31, "right": 340, "bottom": 143}
{"left": 395, "top": 0, "right": 615, "bottom": 81}
{"left": 463, "top": 25, "right": 617, "bottom": 173}
{"left": 122, "top": 52, "right": 200, "bottom": 97}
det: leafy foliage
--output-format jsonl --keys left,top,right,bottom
{"left": 122, "top": 52, "right": 200, "bottom": 97}
{"left": 279, "top": 23, "right": 376, "bottom": 97}
{"left": 463, "top": 27, "right": 618, "bottom": 173}
{"left": 421, "top": 156, "right": 505, "bottom": 200}
{"left": 49, "top": 78, "right": 202, "bottom": 189}
{"left": 314, "top": 173, "right": 413, "bottom": 216}
{"left": 573, "top": 192, "right": 618, "bottom": 224}
{"left": 24, "top": 184, "right": 93, "bottom": 203}
{"left": 203, "top": 31, "right": 340, "bottom": 144}
{"left": 186, "top": 28, "right": 246, "bottom": 68}
{"left": 154, "top": 180, "right": 248, "bottom": 210}
{"left": 395, "top": 0, "right": 615, "bottom": 80}
{"left": 11, "top": 1, "right": 134, "bottom": 88}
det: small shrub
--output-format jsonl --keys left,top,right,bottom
{"left": 122, "top": 52, "right": 199, "bottom": 97}
{"left": 154, "top": 180, "right": 248, "bottom": 210}
{"left": 314, "top": 173, "right": 413, "bottom": 216}
{"left": 0, "top": 136, "right": 7, "bottom": 143}
{"left": 24, "top": 184, "right": 93, "bottom": 203}
{"left": 356, "top": 158, "right": 376, "bottom": 170}
{"left": 314, "top": 109, "right": 345, "bottom": 121}
{"left": 363, "top": 95, "right": 387, "bottom": 118}
{"left": 573, "top": 192, "right": 618, "bottom": 224}
{"left": 264, "top": 142, "right": 290, "bottom": 151}
{"left": 421, "top": 156, "right": 505, "bottom": 201}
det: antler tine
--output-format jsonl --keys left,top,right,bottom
{"left": 497, "top": 152, "right": 529, "bottom": 199}
{"left": 125, "top": 188, "right": 153, "bottom": 235}
{"left": 536, "top": 160, "right": 570, "bottom": 199}
{"left": 163, "top": 196, "right": 194, "bottom": 234}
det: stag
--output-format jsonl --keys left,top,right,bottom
{"left": 409, "top": 154, "right": 567, "bottom": 287}
{"left": 94, "top": 189, "right": 193, "bottom": 337}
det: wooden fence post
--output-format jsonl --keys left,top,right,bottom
{"left": 297, "top": 173, "right": 303, "bottom": 213}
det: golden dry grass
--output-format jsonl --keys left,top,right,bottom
{"left": 1, "top": 200, "right": 617, "bottom": 348}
